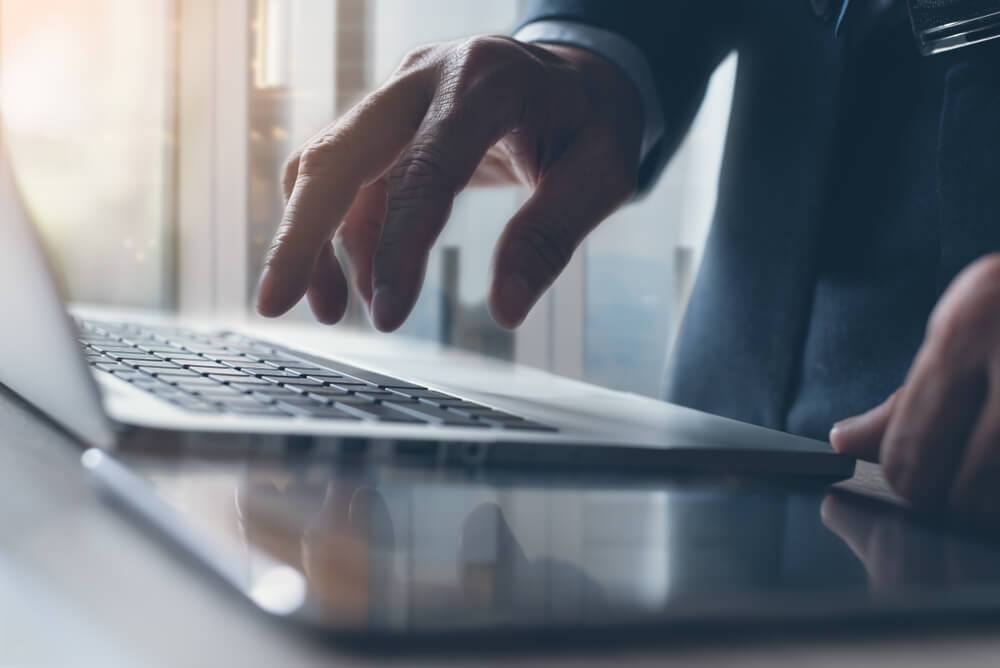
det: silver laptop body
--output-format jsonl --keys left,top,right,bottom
{"left": 0, "top": 147, "right": 853, "bottom": 479}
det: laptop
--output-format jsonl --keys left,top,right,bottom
{"left": 0, "top": 147, "right": 853, "bottom": 480}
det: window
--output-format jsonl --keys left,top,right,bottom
{"left": 241, "top": 0, "right": 736, "bottom": 398}
{"left": 1, "top": 0, "right": 176, "bottom": 308}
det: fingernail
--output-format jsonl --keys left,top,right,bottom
{"left": 829, "top": 415, "right": 860, "bottom": 444}
{"left": 493, "top": 274, "right": 533, "bottom": 327}
{"left": 371, "top": 286, "right": 399, "bottom": 332}
{"left": 833, "top": 415, "right": 861, "bottom": 433}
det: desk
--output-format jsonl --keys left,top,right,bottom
{"left": 3, "top": 390, "right": 1000, "bottom": 667}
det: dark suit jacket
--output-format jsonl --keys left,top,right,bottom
{"left": 519, "top": 0, "right": 1000, "bottom": 439}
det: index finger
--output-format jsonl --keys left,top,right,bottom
{"left": 257, "top": 72, "right": 433, "bottom": 317}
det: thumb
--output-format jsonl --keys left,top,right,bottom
{"left": 829, "top": 391, "right": 898, "bottom": 461}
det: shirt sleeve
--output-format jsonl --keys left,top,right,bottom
{"left": 513, "top": 19, "right": 665, "bottom": 166}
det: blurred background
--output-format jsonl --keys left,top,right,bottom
{"left": 0, "top": 0, "right": 735, "bottom": 399}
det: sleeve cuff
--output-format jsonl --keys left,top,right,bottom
{"left": 513, "top": 19, "right": 665, "bottom": 163}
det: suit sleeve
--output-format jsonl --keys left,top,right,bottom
{"left": 516, "top": 0, "right": 737, "bottom": 195}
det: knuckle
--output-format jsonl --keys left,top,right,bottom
{"left": 396, "top": 44, "right": 438, "bottom": 73}
{"left": 281, "top": 152, "right": 301, "bottom": 195}
{"left": 298, "top": 139, "right": 339, "bottom": 175}
{"left": 458, "top": 35, "right": 516, "bottom": 69}
{"left": 448, "top": 35, "right": 536, "bottom": 97}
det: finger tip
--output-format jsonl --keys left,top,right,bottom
{"left": 255, "top": 294, "right": 284, "bottom": 319}
{"left": 488, "top": 275, "right": 533, "bottom": 329}
{"left": 255, "top": 271, "right": 285, "bottom": 318}
{"left": 257, "top": 266, "right": 310, "bottom": 319}
{"left": 371, "top": 287, "right": 405, "bottom": 332}
{"left": 827, "top": 418, "right": 880, "bottom": 461}
{"left": 829, "top": 424, "right": 847, "bottom": 451}
{"left": 487, "top": 302, "right": 524, "bottom": 330}
{"left": 307, "top": 289, "right": 347, "bottom": 326}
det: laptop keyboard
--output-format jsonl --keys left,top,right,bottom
{"left": 76, "top": 319, "right": 554, "bottom": 432}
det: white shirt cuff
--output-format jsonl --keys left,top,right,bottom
{"left": 514, "top": 19, "right": 665, "bottom": 163}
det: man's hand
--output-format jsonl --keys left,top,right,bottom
{"left": 831, "top": 254, "right": 1000, "bottom": 514}
{"left": 256, "top": 36, "right": 643, "bottom": 331}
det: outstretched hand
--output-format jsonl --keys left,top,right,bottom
{"left": 257, "top": 36, "right": 643, "bottom": 331}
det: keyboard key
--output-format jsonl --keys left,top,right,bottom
{"left": 180, "top": 345, "right": 234, "bottom": 355}
{"left": 272, "top": 401, "right": 320, "bottom": 416}
{"left": 393, "top": 388, "right": 456, "bottom": 401}
{"left": 467, "top": 410, "right": 522, "bottom": 421}
{"left": 222, "top": 404, "right": 289, "bottom": 416}
{"left": 230, "top": 364, "right": 280, "bottom": 373}
{"left": 340, "top": 370, "right": 425, "bottom": 390}
{"left": 176, "top": 378, "right": 227, "bottom": 391}
{"left": 189, "top": 366, "right": 249, "bottom": 377}
{"left": 163, "top": 354, "right": 209, "bottom": 363}
{"left": 304, "top": 373, "right": 349, "bottom": 382}
{"left": 115, "top": 353, "right": 165, "bottom": 362}
{"left": 426, "top": 397, "right": 482, "bottom": 409}
{"left": 215, "top": 397, "right": 273, "bottom": 410}
{"left": 327, "top": 395, "right": 378, "bottom": 407}
{"left": 304, "top": 392, "right": 337, "bottom": 404}
{"left": 257, "top": 358, "right": 312, "bottom": 368}
{"left": 179, "top": 361, "right": 230, "bottom": 370}
{"left": 150, "top": 369, "right": 200, "bottom": 380}
{"left": 244, "top": 368, "right": 300, "bottom": 378}
{"left": 386, "top": 403, "right": 488, "bottom": 427}
{"left": 228, "top": 381, "right": 277, "bottom": 393}
{"left": 193, "top": 386, "right": 245, "bottom": 398}
{"left": 170, "top": 398, "right": 224, "bottom": 413}
{"left": 138, "top": 345, "right": 185, "bottom": 355}
{"left": 90, "top": 345, "right": 141, "bottom": 354}
{"left": 305, "top": 386, "right": 354, "bottom": 397}
{"left": 209, "top": 375, "right": 269, "bottom": 385}
{"left": 111, "top": 370, "right": 149, "bottom": 382}
{"left": 275, "top": 394, "right": 323, "bottom": 406}
{"left": 133, "top": 363, "right": 183, "bottom": 373}
{"left": 276, "top": 378, "right": 325, "bottom": 389}
{"left": 246, "top": 385, "right": 298, "bottom": 397}
{"left": 131, "top": 378, "right": 167, "bottom": 391}
{"left": 335, "top": 402, "right": 427, "bottom": 423}
{"left": 95, "top": 362, "right": 129, "bottom": 373}
{"left": 294, "top": 404, "right": 362, "bottom": 420}
{"left": 482, "top": 419, "right": 557, "bottom": 432}
{"left": 326, "top": 382, "right": 377, "bottom": 394}
{"left": 211, "top": 355, "right": 259, "bottom": 364}
{"left": 352, "top": 389, "right": 401, "bottom": 402}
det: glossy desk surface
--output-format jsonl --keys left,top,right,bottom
{"left": 6, "top": 389, "right": 1000, "bottom": 666}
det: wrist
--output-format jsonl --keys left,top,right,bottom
{"left": 532, "top": 43, "right": 644, "bottom": 167}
